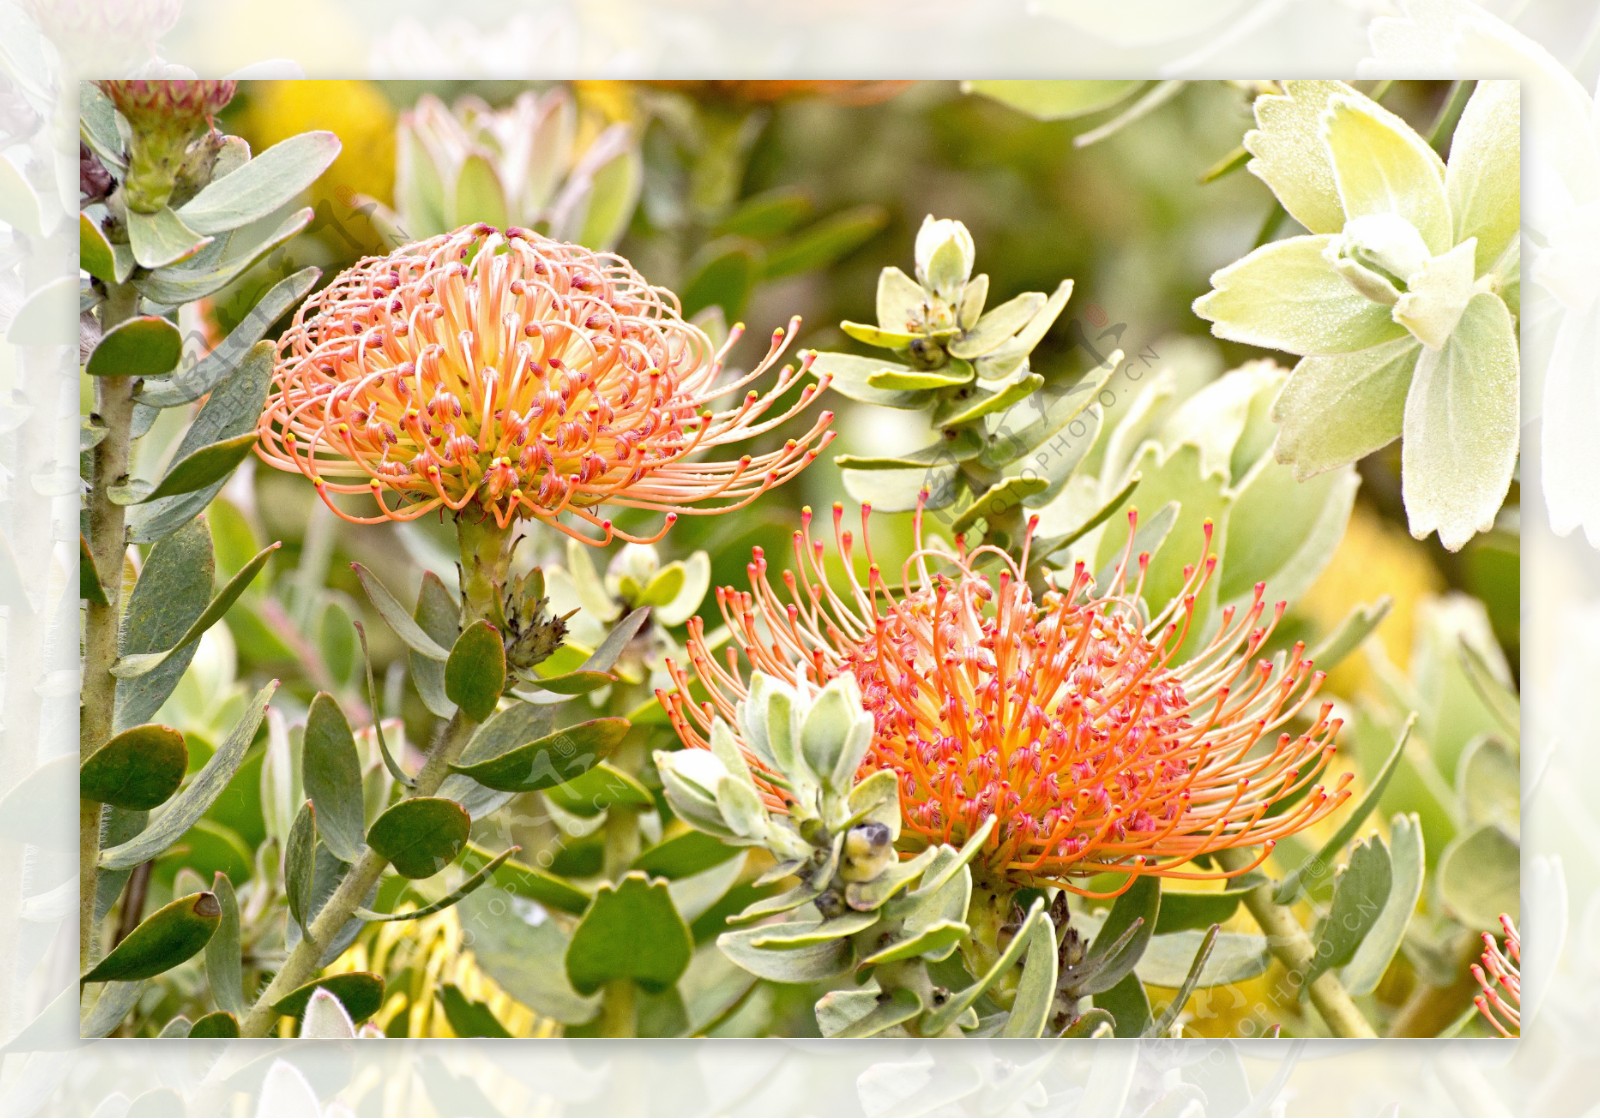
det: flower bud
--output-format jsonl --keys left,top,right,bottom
{"left": 839, "top": 821, "right": 896, "bottom": 883}
{"left": 914, "top": 216, "right": 976, "bottom": 300}
{"left": 655, "top": 749, "right": 738, "bottom": 838}
{"left": 99, "top": 79, "right": 237, "bottom": 213}
{"left": 1324, "top": 213, "right": 1430, "bottom": 307}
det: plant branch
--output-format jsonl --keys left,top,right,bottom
{"left": 238, "top": 516, "right": 512, "bottom": 1036}
{"left": 1220, "top": 848, "right": 1377, "bottom": 1039}
{"left": 81, "top": 281, "right": 140, "bottom": 971}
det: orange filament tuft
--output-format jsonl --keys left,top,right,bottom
{"left": 257, "top": 224, "right": 832, "bottom": 542}
{"left": 659, "top": 505, "right": 1352, "bottom": 893}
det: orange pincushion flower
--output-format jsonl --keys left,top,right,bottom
{"left": 660, "top": 503, "right": 1353, "bottom": 895}
{"left": 1473, "top": 915, "right": 1521, "bottom": 1037}
{"left": 257, "top": 224, "right": 833, "bottom": 543}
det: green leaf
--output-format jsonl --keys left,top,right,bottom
{"left": 110, "top": 540, "right": 278, "bottom": 677}
{"left": 452, "top": 717, "right": 628, "bottom": 793}
{"left": 1151, "top": 925, "right": 1221, "bottom": 1035}
{"left": 1446, "top": 81, "right": 1519, "bottom": 277}
{"left": 1323, "top": 92, "right": 1451, "bottom": 254}
{"left": 1000, "top": 912, "right": 1059, "bottom": 1038}
{"left": 112, "top": 432, "right": 258, "bottom": 505}
{"left": 445, "top": 619, "right": 506, "bottom": 722}
{"left": 457, "top": 887, "right": 600, "bottom": 1024}
{"left": 520, "top": 669, "right": 614, "bottom": 697}
{"left": 1154, "top": 876, "right": 1265, "bottom": 935}
{"left": 101, "top": 682, "right": 277, "bottom": 870}
{"left": 189, "top": 1011, "right": 240, "bottom": 1039}
{"left": 303, "top": 693, "right": 366, "bottom": 863}
{"left": 858, "top": 919, "right": 968, "bottom": 969}
{"left": 136, "top": 207, "right": 314, "bottom": 306}
{"left": 79, "top": 724, "right": 188, "bottom": 810}
{"left": 572, "top": 138, "right": 643, "bottom": 251}
{"left": 919, "top": 897, "right": 1048, "bottom": 1036}
{"left": 352, "top": 564, "right": 449, "bottom": 660}
{"left": 760, "top": 204, "right": 887, "bottom": 282}
{"left": 286, "top": 800, "right": 317, "bottom": 935}
{"left": 809, "top": 351, "right": 925, "bottom": 409}
{"left": 634, "top": 829, "right": 742, "bottom": 879}
{"left": 949, "top": 291, "right": 1047, "bottom": 360}
{"left": 1218, "top": 455, "right": 1358, "bottom": 606}
{"left": 403, "top": 571, "right": 455, "bottom": 718}
{"left": 82, "top": 891, "right": 220, "bottom": 983}
{"left": 450, "top": 151, "right": 510, "bottom": 230}
{"left": 1458, "top": 735, "right": 1519, "bottom": 830}
{"left": 1437, "top": 822, "right": 1519, "bottom": 930}
{"left": 138, "top": 267, "right": 321, "bottom": 408}
{"left": 1306, "top": 837, "right": 1392, "bottom": 988}
{"left": 715, "top": 187, "right": 811, "bottom": 239}
{"left": 566, "top": 873, "right": 693, "bottom": 996}
{"left": 1272, "top": 339, "right": 1419, "bottom": 479}
{"left": 1274, "top": 715, "right": 1415, "bottom": 904}
{"left": 353, "top": 622, "right": 414, "bottom": 789}
{"left": 1342, "top": 814, "right": 1424, "bottom": 995}
{"left": 84, "top": 315, "right": 184, "bottom": 379}
{"left": 1245, "top": 80, "right": 1354, "bottom": 235}
{"left": 835, "top": 429, "right": 984, "bottom": 471}
{"left": 718, "top": 921, "right": 854, "bottom": 984}
{"left": 1400, "top": 291, "right": 1519, "bottom": 551}
{"left": 272, "top": 972, "right": 384, "bottom": 1024}
{"left": 949, "top": 476, "right": 1048, "bottom": 535}
{"left": 1309, "top": 597, "right": 1393, "bottom": 672}
{"left": 356, "top": 846, "right": 518, "bottom": 922}
{"left": 437, "top": 984, "right": 513, "bottom": 1038}
{"left": 179, "top": 131, "right": 341, "bottom": 234}
{"left": 125, "top": 207, "right": 212, "bottom": 269}
{"left": 682, "top": 239, "right": 759, "bottom": 320}
{"left": 580, "top": 607, "right": 650, "bottom": 673}
{"left": 934, "top": 372, "right": 1044, "bottom": 428}
{"left": 868, "top": 363, "right": 974, "bottom": 392}
{"left": 205, "top": 872, "right": 245, "bottom": 1015}
{"left": 817, "top": 986, "right": 922, "bottom": 1039}
{"left": 964, "top": 80, "right": 1143, "bottom": 120}
{"left": 367, "top": 797, "right": 470, "bottom": 879}
{"left": 1136, "top": 928, "right": 1270, "bottom": 988}
{"left": 79, "top": 535, "right": 109, "bottom": 606}
{"left": 79, "top": 213, "right": 118, "bottom": 283}
{"left": 840, "top": 321, "right": 921, "bottom": 350}
{"left": 460, "top": 842, "right": 590, "bottom": 915}
{"left": 1094, "top": 970, "right": 1153, "bottom": 1038}
{"left": 543, "top": 761, "right": 652, "bottom": 817}
{"left": 1060, "top": 1008, "right": 1115, "bottom": 1037}
{"left": 128, "top": 341, "right": 275, "bottom": 545}
{"left": 1194, "top": 234, "right": 1410, "bottom": 356}
{"left": 1073, "top": 875, "right": 1159, "bottom": 996}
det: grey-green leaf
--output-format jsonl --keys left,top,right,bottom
{"left": 110, "top": 540, "right": 279, "bottom": 678}
{"left": 367, "top": 797, "right": 469, "bottom": 880}
{"left": 451, "top": 717, "right": 628, "bottom": 793}
{"left": 113, "top": 518, "right": 214, "bottom": 730}
{"left": 286, "top": 800, "right": 317, "bottom": 935}
{"left": 566, "top": 873, "right": 693, "bottom": 996}
{"left": 205, "top": 872, "right": 244, "bottom": 1015}
{"left": 178, "top": 131, "right": 341, "bottom": 234}
{"left": 82, "top": 892, "right": 221, "bottom": 983}
{"left": 101, "top": 682, "right": 276, "bottom": 870}
{"left": 353, "top": 564, "right": 449, "bottom": 660}
{"left": 84, "top": 315, "right": 183, "bottom": 379}
{"left": 303, "top": 693, "right": 366, "bottom": 863}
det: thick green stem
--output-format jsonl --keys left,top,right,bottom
{"left": 597, "top": 979, "right": 636, "bottom": 1038}
{"left": 238, "top": 516, "right": 512, "bottom": 1036}
{"left": 81, "top": 282, "right": 140, "bottom": 971}
{"left": 960, "top": 875, "right": 1020, "bottom": 1009}
{"left": 1220, "top": 848, "right": 1377, "bottom": 1039}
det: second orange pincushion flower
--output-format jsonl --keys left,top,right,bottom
{"left": 661, "top": 503, "right": 1354, "bottom": 895}
{"left": 257, "top": 223, "right": 833, "bottom": 543}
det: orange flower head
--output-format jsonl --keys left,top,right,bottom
{"left": 660, "top": 501, "right": 1353, "bottom": 895}
{"left": 257, "top": 224, "right": 833, "bottom": 543}
{"left": 1473, "top": 914, "right": 1521, "bottom": 1037}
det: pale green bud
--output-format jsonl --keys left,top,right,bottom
{"left": 914, "top": 215, "right": 976, "bottom": 300}
{"left": 839, "top": 821, "right": 896, "bottom": 883}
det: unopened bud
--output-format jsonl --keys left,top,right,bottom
{"left": 98, "top": 80, "right": 237, "bottom": 213}
{"left": 839, "top": 821, "right": 895, "bottom": 883}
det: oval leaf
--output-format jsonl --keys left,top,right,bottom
{"left": 204, "top": 872, "right": 245, "bottom": 1015}
{"left": 367, "top": 797, "right": 469, "bottom": 880}
{"left": 79, "top": 724, "right": 188, "bottom": 810}
{"left": 271, "top": 971, "right": 385, "bottom": 1024}
{"left": 286, "top": 801, "right": 317, "bottom": 934}
{"left": 445, "top": 619, "right": 506, "bottom": 722}
{"left": 189, "top": 1011, "right": 240, "bottom": 1039}
{"left": 85, "top": 315, "right": 183, "bottom": 379}
{"left": 178, "top": 131, "right": 341, "bottom": 235}
{"left": 303, "top": 693, "right": 365, "bottom": 863}
{"left": 566, "top": 873, "right": 693, "bottom": 996}
{"left": 82, "top": 891, "right": 221, "bottom": 984}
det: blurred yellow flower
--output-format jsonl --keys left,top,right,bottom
{"left": 236, "top": 80, "right": 397, "bottom": 212}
